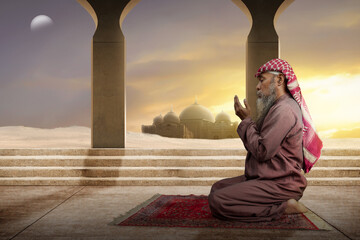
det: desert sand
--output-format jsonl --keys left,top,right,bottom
{"left": 0, "top": 126, "right": 359, "bottom": 149}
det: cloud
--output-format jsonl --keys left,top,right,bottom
{"left": 0, "top": 78, "right": 90, "bottom": 128}
{"left": 298, "top": 73, "right": 360, "bottom": 131}
{"left": 320, "top": 126, "right": 360, "bottom": 138}
{"left": 1, "top": 0, "right": 359, "bottom": 136}
{"left": 15, "top": 76, "right": 91, "bottom": 91}
{"left": 314, "top": 10, "right": 360, "bottom": 29}
{"left": 277, "top": 0, "right": 360, "bottom": 78}
{"left": 124, "top": 28, "right": 247, "bottom": 131}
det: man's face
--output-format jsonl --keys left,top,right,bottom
{"left": 256, "top": 72, "right": 277, "bottom": 98}
{"left": 255, "top": 72, "right": 278, "bottom": 128}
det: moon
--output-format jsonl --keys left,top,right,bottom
{"left": 30, "top": 15, "right": 54, "bottom": 32}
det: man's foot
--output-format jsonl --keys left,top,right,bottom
{"left": 284, "top": 199, "right": 308, "bottom": 214}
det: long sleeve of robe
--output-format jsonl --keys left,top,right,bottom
{"left": 208, "top": 94, "right": 307, "bottom": 222}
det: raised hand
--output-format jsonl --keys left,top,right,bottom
{"left": 234, "top": 95, "right": 251, "bottom": 120}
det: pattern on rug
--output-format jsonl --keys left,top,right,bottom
{"left": 115, "top": 195, "right": 319, "bottom": 230}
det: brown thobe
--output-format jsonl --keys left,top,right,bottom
{"left": 208, "top": 94, "right": 307, "bottom": 222}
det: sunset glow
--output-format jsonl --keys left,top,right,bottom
{"left": 0, "top": 0, "right": 359, "bottom": 138}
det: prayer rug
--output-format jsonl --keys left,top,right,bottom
{"left": 111, "top": 194, "right": 331, "bottom": 230}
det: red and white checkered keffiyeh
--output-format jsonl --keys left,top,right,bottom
{"left": 255, "top": 58, "right": 323, "bottom": 173}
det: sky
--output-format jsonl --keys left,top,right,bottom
{"left": 0, "top": 0, "right": 359, "bottom": 138}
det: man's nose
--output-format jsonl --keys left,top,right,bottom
{"left": 256, "top": 82, "right": 260, "bottom": 91}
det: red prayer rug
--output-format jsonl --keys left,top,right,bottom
{"left": 112, "top": 194, "right": 324, "bottom": 230}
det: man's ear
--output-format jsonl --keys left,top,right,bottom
{"left": 277, "top": 74, "right": 285, "bottom": 86}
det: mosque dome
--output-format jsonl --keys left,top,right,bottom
{"left": 163, "top": 110, "right": 180, "bottom": 124}
{"left": 215, "top": 111, "right": 231, "bottom": 123}
{"left": 153, "top": 114, "right": 163, "bottom": 126}
{"left": 179, "top": 101, "right": 215, "bottom": 123}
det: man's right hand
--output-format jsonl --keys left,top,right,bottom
{"left": 234, "top": 95, "right": 251, "bottom": 120}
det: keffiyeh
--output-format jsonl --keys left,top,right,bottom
{"left": 255, "top": 58, "right": 323, "bottom": 173}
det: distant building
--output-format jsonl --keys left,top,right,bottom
{"left": 141, "top": 100, "right": 239, "bottom": 139}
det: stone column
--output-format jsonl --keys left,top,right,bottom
{"left": 78, "top": 0, "right": 141, "bottom": 148}
{"left": 232, "top": 0, "right": 293, "bottom": 118}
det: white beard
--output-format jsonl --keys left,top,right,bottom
{"left": 255, "top": 79, "right": 277, "bottom": 129}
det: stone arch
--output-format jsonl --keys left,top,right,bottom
{"left": 78, "top": 0, "right": 293, "bottom": 148}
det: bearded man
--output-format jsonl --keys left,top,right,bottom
{"left": 208, "top": 58, "right": 322, "bottom": 222}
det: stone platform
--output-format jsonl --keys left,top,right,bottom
{"left": 1, "top": 185, "right": 359, "bottom": 240}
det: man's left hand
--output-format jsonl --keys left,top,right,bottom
{"left": 234, "top": 95, "right": 251, "bottom": 120}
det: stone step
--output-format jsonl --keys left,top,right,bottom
{"left": 0, "top": 177, "right": 359, "bottom": 186}
{"left": 321, "top": 148, "right": 360, "bottom": 156}
{"left": 0, "top": 166, "right": 244, "bottom": 178}
{"left": 305, "top": 167, "right": 360, "bottom": 177}
{"left": 0, "top": 155, "right": 359, "bottom": 167}
{"left": 315, "top": 156, "right": 360, "bottom": 167}
{"left": 1, "top": 166, "right": 359, "bottom": 178}
{"left": 0, "top": 149, "right": 248, "bottom": 156}
{"left": 0, "top": 156, "right": 244, "bottom": 167}
{"left": 1, "top": 148, "right": 359, "bottom": 186}
{"left": 0, "top": 148, "right": 359, "bottom": 156}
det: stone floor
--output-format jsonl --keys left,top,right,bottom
{"left": 1, "top": 186, "right": 359, "bottom": 240}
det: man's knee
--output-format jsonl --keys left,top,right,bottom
{"left": 210, "top": 175, "right": 246, "bottom": 194}
{"left": 208, "top": 191, "right": 235, "bottom": 220}
{"left": 208, "top": 191, "right": 226, "bottom": 214}
{"left": 208, "top": 191, "right": 215, "bottom": 206}
{"left": 210, "top": 177, "right": 236, "bottom": 194}
{"left": 210, "top": 181, "right": 220, "bottom": 194}
{"left": 208, "top": 191, "right": 219, "bottom": 211}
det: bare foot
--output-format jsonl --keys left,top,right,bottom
{"left": 284, "top": 199, "right": 308, "bottom": 214}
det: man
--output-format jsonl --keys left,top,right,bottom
{"left": 208, "top": 58, "right": 322, "bottom": 222}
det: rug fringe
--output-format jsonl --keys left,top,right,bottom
{"left": 303, "top": 207, "right": 333, "bottom": 231}
{"left": 109, "top": 193, "right": 162, "bottom": 226}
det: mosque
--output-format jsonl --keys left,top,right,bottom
{"left": 141, "top": 100, "right": 239, "bottom": 139}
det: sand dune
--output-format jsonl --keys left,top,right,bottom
{"left": 0, "top": 126, "right": 358, "bottom": 149}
